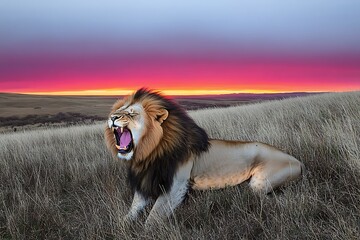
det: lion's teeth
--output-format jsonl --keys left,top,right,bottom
{"left": 116, "top": 145, "right": 128, "bottom": 150}
{"left": 121, "top": 127, "right": 124, "bottom": 133}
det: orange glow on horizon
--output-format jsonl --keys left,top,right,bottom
{"left": 19, "top": 88, "right": 327, "bottom": 96}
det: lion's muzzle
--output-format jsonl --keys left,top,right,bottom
{"left": 112, "top": 126, "right": 133, "bottom": 154}
{"left": 109, "top": 114, "right": 134, "bottom": 155}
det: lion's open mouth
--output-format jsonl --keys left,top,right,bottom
{"left": 113, "top": 127, "right": 133, "bottom": 154}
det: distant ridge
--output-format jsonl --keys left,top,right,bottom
{"left": 174, "top": 92, "right": 325, "bottom": 100}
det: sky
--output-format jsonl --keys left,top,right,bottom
{"left": 0, "top": 0, "right": 359, "bottom": 95}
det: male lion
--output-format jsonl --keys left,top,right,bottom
{"left": 105, "top": 88, "right": 304, "bottom": 226}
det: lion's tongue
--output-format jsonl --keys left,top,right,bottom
{"left": 119, "top": 129, "right": 132, "bottom": 148}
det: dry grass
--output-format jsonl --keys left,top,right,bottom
{"left": 0, "top": 92, "right": 359, "bottom": 239}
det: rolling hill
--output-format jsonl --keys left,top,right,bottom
{"left": 0, "top": 91, "right": 359, "bottom": 239}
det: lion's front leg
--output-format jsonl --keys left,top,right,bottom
{"left": 145, "top": 161, "right": 193, "bottom": 227}
{"left": 123, "top": 191, "right": 150, "bottom": 223}
{"left": 145, "top": 178, "right": 189, "bottom": 227}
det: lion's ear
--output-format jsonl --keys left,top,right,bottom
{"left": 156, "top": 109, "right": 168, "bottom": 124}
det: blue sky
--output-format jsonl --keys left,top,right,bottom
{"left": 1, "top": 0, "right": 360, "bottom": 53}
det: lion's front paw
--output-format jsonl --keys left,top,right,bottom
{"left": 144, "top": 218, "right": 155, "bottom": 230}
{"left": 144, "top": 214, "right": 165, "bottom": 230}
{"left": 121, "top": 213, "right": 136, "bottom": 226}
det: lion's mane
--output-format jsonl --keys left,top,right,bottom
{"left": 105, "top": 88, "right": 209, "bottom": 198}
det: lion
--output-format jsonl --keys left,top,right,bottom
{"left": 105, "top": 88, "right": 304, "bottom": 226}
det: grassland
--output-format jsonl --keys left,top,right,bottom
{"left": 0, "top": 92, "right": 316, "bottom": 133}
{"left": 0, "top": 92, "right": 359, "bottom": 239}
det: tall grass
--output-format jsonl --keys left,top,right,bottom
{"left": 0, "top": 92, "right": 359, "bottom": 239}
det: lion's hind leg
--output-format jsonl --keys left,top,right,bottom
{"left": 249, "top": 156, "right": 303, "bottom": 194}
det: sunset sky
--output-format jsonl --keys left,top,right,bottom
{"left": 0, "top": 0, "right": 359, "bottom": 95}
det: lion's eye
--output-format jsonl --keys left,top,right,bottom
{"left": 129, "top": 112, "right": 139, "bottom": 118}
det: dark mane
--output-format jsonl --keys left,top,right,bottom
{"left": 127, "top": 88, "right": 209, "bottom": 199}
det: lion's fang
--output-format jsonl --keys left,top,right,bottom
{"left": 115, "top": 144, "right": 127, "bottom": 150}
{"left": 121, "top": 127, "right": 124, "bottom": 133}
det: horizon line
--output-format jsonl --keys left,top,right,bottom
{"left": 3, "top": 89, "right": 329, "bottom": 96}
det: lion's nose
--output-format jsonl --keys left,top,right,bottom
{"left": 111, "top": 116, "right": 119, "bottom": 122}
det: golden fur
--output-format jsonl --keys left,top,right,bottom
{"left": 190, "top": 139, "right": 303, "bottom": 191}
{"left": 105, "top": 90, "right": 195, "bottom": 172}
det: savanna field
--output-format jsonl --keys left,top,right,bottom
{"left": 0, "top": 92, "right": 359, "bottom": 239}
